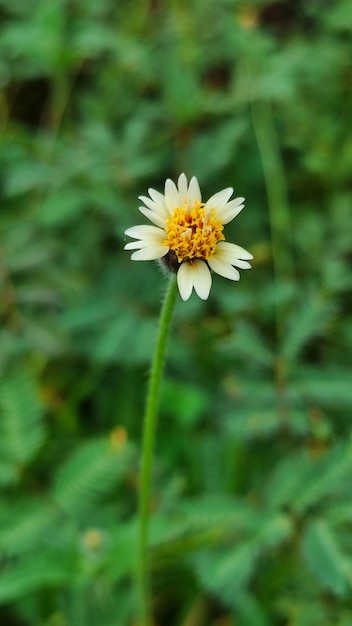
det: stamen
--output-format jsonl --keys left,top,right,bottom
{"left": 164, "top": 201, "right": 225, "bottom": 263}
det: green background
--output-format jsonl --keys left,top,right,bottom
{"left": 1, "top": 1, "right": 352, "bottom": 624}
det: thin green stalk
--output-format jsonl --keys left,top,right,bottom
{"left": 250, "top": 99, "right": 294, "bottom": 303}
{"left": 246, "top": 64, "right": 294, "bottom": 422}
{"left": 250, "top": 100, "right": 293, "bottom": 336}
{"left": 137, "top": 275, "right": 178, "bottom": 625}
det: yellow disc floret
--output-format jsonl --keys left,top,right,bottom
{"left": 164, "top": 201, "right": 225, "bottom": 263}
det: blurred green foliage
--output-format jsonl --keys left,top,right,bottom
{"left": 1, "top": 0, "right": 352, "bottom": 625}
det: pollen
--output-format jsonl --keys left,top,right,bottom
{"left": 164, "top": 201, "right": 225, "bottom": 262}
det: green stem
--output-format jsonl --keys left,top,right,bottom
{"left": 247, "top": 66, "right": 293, "bottom": 423}
{"left": 250, "top": 99, "right": 294, "bottom": 308}
{"left": 136, "top": 275, "right": 178, "bottom": 625}
{"left": 245, "top": 61, "right": 294, "bottom": 339}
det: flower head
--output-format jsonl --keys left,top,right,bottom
{"left": 124, "top": 174, "right": 253, "bottom": 301}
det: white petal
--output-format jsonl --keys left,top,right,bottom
{"left": 125, "top": 239, "right": 165, "bottom": 250}
{"left": 227, "top": 196, "right": 245, "bottom": 207}
{"left": 138, "top": 195, "right": 168, "bottom": 219}
{"left": 177, "top": 260, "right": 211, "bottom": 301}
{"left": 125, "top": 240, "right": 145, "bottom": 250}
{"left": 138, "top": 195, "right": 158, "bottom": 211}
{"left": 164, "top": 178, "right": 181, "bottom": 211}
{"left": 208, "top": 256, "right": 240, "bottom": 281}
{"left": 216, "top": 241, "right": 253, "bottom": 261}
{"left": 124, "top": 224, "right": 165, "bottom": 240}
{"left": 204, "top": 188, "right": 233, "bottom": 212}
{"left": 192, "top": 260, "right": 212, "bottom": 299}
{"left": 147, "top": 189, "right": 169, "bottom": 217}
{"left": 213, "top": 197, "right": 245, "bottom": 223}
{"left": 187, "top": 176, "right": 202, "bottom": 205}
{"left": 220, "top": 206, "right": 244, "bottom": 225}
{"left": 131, "top": 246, "right": 169, "bottom": 261}
{"left": 148, "top": 188, "right": 164, "bottom": 204}
{"left": 138, "top": 206, "right": 166, "bottom": 228}
{"left": 232, "top": 259, "right": 252, "bottom": 269}
{"left": 177, "top": 262, "right": 193, "bottom": 301}
{"left": 177, "top": 173, "right": 188, "bottom": 202}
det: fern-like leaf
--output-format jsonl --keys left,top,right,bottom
{"left": 293, "top": 439, "right": 352, "bottom": 513}
{"left": 0, "top": 371, "right": 45, "bottom": 464}
{"left": 0, "top": 553, "right": 72, "bottom": 603}
{"left": 219, "top": 321, "right": 274, "bottom": 368}
{"left": 281, "top": 294, "right": 335, "bottom": 362}
{"left": 294, "top": 368, "right": 352, "bottom": 408}
{"left": 193, "top": 514, "right": 292, "bottom": 608}
{"left": 0, "top": 501, "right": 56, "bottom": 556}
{"left": 228, "top": 408, "right": 311, "bottom": 441}
{"left": 150, "top": 496, "right": 262, "bottom": 562}
{"left": 53, "top": 437, "right": 134, "bottom": 515}
{"left": 265, "top": 450, "right": 313, "bottom": 509}
{"left": 302, "top": 519, "right": 351, "bottom": 595}
{"left": 266, "top": 440, "right": 352, "bottom": 513}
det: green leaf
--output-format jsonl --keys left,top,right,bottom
{"left": 38, "top": 187, "right": 89, "bottom": 226}
{"left": 0, "top": 460, "right": 19, "bottom": 486}
{"left": 293, "top": 440, "right": 352, "bottom": 513}
{"left": 294, "top": 369, "right": 352, "bottom": 408}
{"left": 193, "top": 514, "right": 292, "bottom": 608}
{"left": 106, "top": 524, "right": 137, "bottom": 582}
{"left": 53, "top": 438, "right": 134, "bottom": 515}
{"left": 0, "top": 502, "right": 56, "bottom": 556}
{"left": 227, "top": 408, "right": 310, "bottom": 441}
{"left": 0, "top": 553, "right": 72, "bottom": 604}
{"left": 195, "top": 543, "right": 257, "bottom": 605}
{"left": 265, "top": 450, "right": 313, "bottom": 509}
{"left": 266, "top": 440, "right": 352, "bottom": 513}
{"left": 0, "top": 371, "right": 45, "bottom": 464}
{"left": 302, "top": 520, "right": 351, "bottom": 595}
{"left": 282, "top": 295, "right": 335, "bottom": 362}
{"left": 234, "top": 591, "right": 269, "bottom": 626}
{"left": 219, "top": 321, "right": 274, "bottom": 368}
{"left": 161, "top": 379, "right": 208, "bottom": 427}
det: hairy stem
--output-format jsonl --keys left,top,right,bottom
{"left": 136, "top": 275, "right": 178, "bottom": 625}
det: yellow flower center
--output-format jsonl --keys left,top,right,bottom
{"left": 164, "top": 201, "right": 225, "bottom": 263}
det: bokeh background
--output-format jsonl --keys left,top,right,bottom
{"left": 1, "top": 1, "right": 352, "bottom": 625}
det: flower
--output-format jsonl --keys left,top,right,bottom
{"left": 124, "top": 174, "right": 253, "bottom": 301}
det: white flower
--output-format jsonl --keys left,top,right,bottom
{"left": 124, "top": 174, "right": 253, "bottom": 301}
